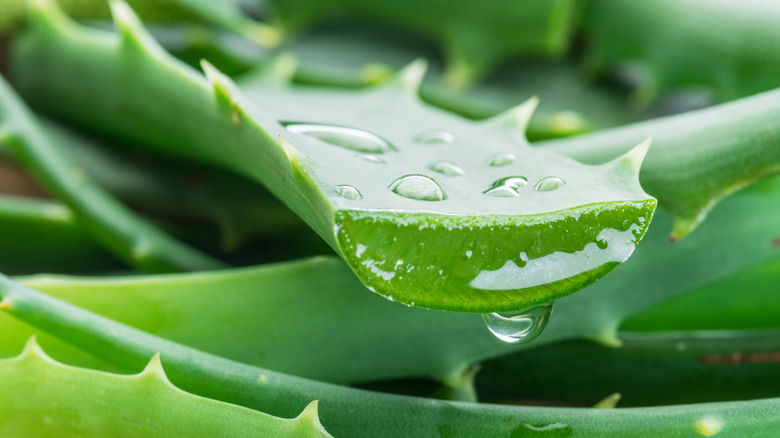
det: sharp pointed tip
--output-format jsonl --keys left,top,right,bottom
{"left": 593, "top": 392, "right": 622, "bottom": 409}
{"left": 483, "top": 96, "right": 539, "bottom": 134}
{"left": 110, "top": 0, "right": 158, "bottom": 53}
{"left": 141, "top": 352, "right": 170, "bottom": 381}
{"left": 397, "top": 58, "right": 428, "bottom": 93}
{"left": 297, "top": 401, "right": 333, "bottom": 437}
{"left": 200, "top": 59, "right": 220, "bottom": 81}
{"left": 21, "top": 335, "right": 48, "bottom": 360}
{"left": 606, "top": 137, "right": 653, "bottom": 177}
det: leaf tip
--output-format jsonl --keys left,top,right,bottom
{"left": 201, "top": 60, "right": 242, "bottom": 125}
{"left": 140, "top": 352, "right": 170, "bottom": 382}
{"left": 608, "top": 137, "right": 652, "bottom": 177}
{"left": 483, "top": 96, "right": 540, "bottom": 134}
{"left": 383, "top": 58, "right": 428, "bottom": 95}
{"left": 593, "top": 392, "right": 622, "bottom": 409}
{"left": 20, "top": 336, "right": 49, "bottom": 361}
{"left": 295, "top": 400, "right": 333, "bottom": 438}
{"left": 110, "top": 0, "right": 159, "bottom": 54}
{"left": 26, "top": 0, "right": 71, "bottom": 33}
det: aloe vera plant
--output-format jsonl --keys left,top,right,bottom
{"left": 2, "top": 0, "right": 780, "bottom": 436}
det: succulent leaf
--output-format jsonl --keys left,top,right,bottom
{"left": 539, "top": 87, "right": 780, "bottom": 239}
{"left": 0, "top": 73, "right": 225, "bottom": 273}
{"left": 3, "top": 274, "right": 780, "bottom": 437}
{"left": 10, "top": 1, "right": 657, "bottom": 312}
{"left": 0, "top": 337, "right": 332, "bottom": 437}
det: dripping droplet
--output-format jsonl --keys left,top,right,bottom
{"left": 335, "top": 184, "right": 363, "bottom": 200}
{"left": 281, "top": 121, "right": 393, "bottom": 153}
{"left": 428, "top": 160, "right": 466, "bottom": 176}
{"left": 488, "top": 152, "right": 516, "bottom": 167}
{"left": 534, "top": 177, "right": 566, "bottom": 192}
{"left": 357, "top": 154, "right": 385, "bottom": 164}
{"left": 414, "top": 130, "right": 455, "bottom": 144}
{"left": 483, "top": 176, "right": 528, "bottom": 197}
{"left": 483, "top": 302, "right": 554, "bottom": 344}
{"left": 389, "top": 174, "right": 447, "bottom": 201}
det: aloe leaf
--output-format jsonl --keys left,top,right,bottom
{"left": 621, "top": 258, "right": 780, "bottom": 332}
{"left": 478, "top": 330, "right": 780, "bottom": 407}
{"left": 267, "top": 0, "right": 579, "bottom": 87}
{"left": 0, "top": 337, "right": 331, "bottom": 438}
{"left": 0, "top": 73, "right": 227, "bottom": 273}
{"left": 0, "top": 180, "right": 775, "bottom": 395}
{"left": 539, "top": 86, "right": 780, "bottom": 240}
{"left": 4, "top": 277, "right": 780, "bottom": 437}
{"left": 582, "top": 0, "right": 780, "bottom": 104}
{"left": 0, "top": 195, "right": 119, "bottom": 275}
{"left": 38, "top": 118, "right": 307, "bottom": 251}
{"left": 10, "top": 0, "right": 656, "bottom": 312}
{"left": 1, "top": 0, "right": 278, "bottom": 46}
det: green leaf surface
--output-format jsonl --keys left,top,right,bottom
{"left": 582, "top": 0, "right": 780, "bottom": 104}
{"left": 0, "top": 73, "right": 226, "bottom": 273}
{"left": 0, "top": 338, "right": 331, "bottom": 437}
{"left": 478, "top": 330, "right": 780, "bottom": 407}
{"left": 267, "top": 0, "right": 579, "bottom": 86}
{"left": 4, "top": 275, "right": 780, "bottom": 437}
{"left": 0, "top": 195, "right": 119, "bottom": 275}
{"left": 0, "top": 178, "right": 777, "bottom": 392}
{"left": 539, "top": 85, "right": 780, "bottom": 239}
{"left": 9, "top": 0, "right": 656, "bottom": 312}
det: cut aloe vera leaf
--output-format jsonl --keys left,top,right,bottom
{"left": 4, "top": 277, "right": 780, "bottom": 437}
{"left": 539, "top": 85, "right": 780, "bottom": 240}
{"left": 10, "top": 1, "right": 656, "bottom": 312}
{"left": 0, "top": 338, "right": 331, "bottom": 438}
{"left": 0, "top": 178, "right": 777, "bottom": 390}
{"left": 478, "top": 330, "right": 780, "bottom": 407}
{"left": 267, "top": 0, "right": 579, "bottom": 87}
{"left": 582, "top": 0, "right": 780, "bottom": 105}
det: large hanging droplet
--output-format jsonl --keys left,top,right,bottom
{"left": 335, "top": 184, "right": 363, "bottom": 200}
{"left": 482, "top": 302, "right": 554, "bottom": 344}
{"left": 414, "top": 130, "right": 455, "bottom": 144}
{"left": 534, "top": 177, "right": 566, "bottom": 192}
{"left": 389, "top": 174, "right": 447, "bottom": 201}
{"left": 483, "top": 176, "right": 528, "bottom": 197}
{"left": 281, "top": 122, "right": 393, "bottom": 153}
{"left": 428, "top": 160, "right": 466, "bottom": 176}
{"left": 488, "top": 152, "right": 516, "bottom": 167}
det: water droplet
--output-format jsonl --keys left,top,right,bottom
{"left": 357, "top": 154, "right": 385, "bottom": 164}
{"left": 335, "top": 184, "right": 363, "bottom": 200}
{"left": 389, "top": 174, "right": 447, "bottom": 201}
{"left": 428, "top": 161, "right": 466, "bottom": 176}
{"left": 596, "top": 238, "right": 608, "bottom": 249}
{"left": 488, "top": 152, "right": 516, "bottom": 167}
{"left": 483, "top": 302, "right": 554, "bottom": 344}
{"left": 282, "top": 122, "right": 393, "bottom": 153}
{"left": 483, "top": 176, "right": 528, "bottom": 197}
{"left": 534, "top": 177, "right": 566, "bottom": 192}
{"left": 414, "top": 130, "right": 455, "bottom": 144}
